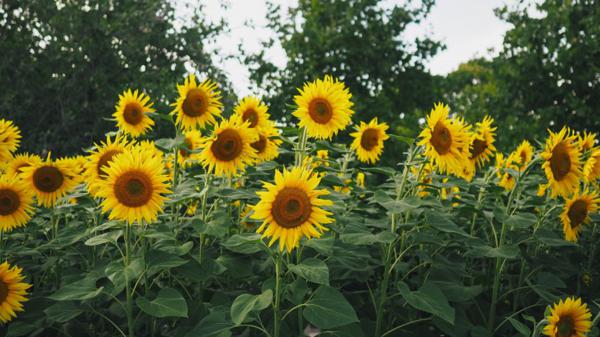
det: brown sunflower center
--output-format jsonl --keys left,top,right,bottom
{"left": 182, "top": 88, "right": 208, "bottom": 117}
{"left": 431, "top": 121, "right": 452, "bottom": 155}
{"left": 470, "top": 139, "right": 487, "bottom": 159}
{"left": 550, "top": 142, "right": 571, "bottom": 181}
{"left": 0, "top": 189, "right": 20, "bottom": 216}
{"left": 251, "top": 135, "right": 267, "bottom": 154}
{"left": 360, "top": 128, "right": 379, "bottom": 151}
{"left": 15, "top": 162, "right": 31, "bottom": 174}
{"left": 0, "top": 280, "right": 8, "bottom": 303}
{"left": 97, "top": 150, "right": 122, "bottom": 178}
{"left": 211, "top": 129, "right": 243, "bottom": 161}
{"left": 271, "top": 187, "right": 312, "bottom": 229}
{"left": 308, "top": 98, "right": 333, "bottom": 124}
{"left": 520, "top": 151, "right": 528, "bottom": 164}
{"left": 33, "top": 166, "right": 64, "bottom": 193}
{"left": 556, "top": 315, "right": 575, "bottom": 337}
{"left": 179, "top": 138, "right": 194, "bottom": 158}
{"left": 123, "top": 103, "right": 144, "bottom": 125}
{"left": 114, "top": 171, "right": 153, "bottom": 207}
{"left": 568, "top": 199, "right": 588, "bottom": 229}
{"left": 242, "top": 109, "right": 259, "bottom": 128}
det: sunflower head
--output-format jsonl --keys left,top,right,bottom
{"left": 171, "top": 74, "right": 223, "bottom": 130}
{"left": 469, "top": 116, "right": 497, "bottom": 168}
{"left": 578, "top": 131, "right": 597, "bottom": 152}
{"left": 85, "top": 134, "right": 132, "bottom": 197}
{"left": 113, "top": 89, "right": 155, "bottom": 137}
{"left": 356, "top": 172, "right": 366, "bottom": 188}
{"left": 293, "top": 75, "right": 354, "bottom": 140}
{"left": 543, "top": 297, "right": 591, "bottom": 337}
{"left": 178, "top": 129, "right": 202, "bottom": 167}
{"left": 0, "top": 119, "right": 21, "bottom": 162}
{"left": 0, "top": 175, "right": 35, "bottom": 232}
{"left": 0, "top": 261, "right": 31, "bottom": 323}
{"left": 512, "top": 140, "right": 535, "bottom": 171}
{"left": 198, "top": 116, "right": 258, "bottom": 177}
{"left": 4, "top": 153, "right": 43, "bottom": 179}
{"left": 495, "top": 153, "right": 518, "bottom": 191}
{"left": 251, "top": 167, "right": 334, "bottom": 252}
{"left": 251, "top": 121, "right": 281, "bottom": 163}
{"left": 21, "top": 155, "right": 79, "bottom": 207}
{"left": 233, "top": 96, "right": 271, "bottom": 130}
{"left": 560, "top": 189, "right": 599, "bottom": 242}
{"left": 541, "top": 127, "right": 582, "bottom": 198}
{"left": 350, "top": 118, "right": 390, "bottom": 164}
{"left": 583, "top": 147, "right": 600, "bottom": 183}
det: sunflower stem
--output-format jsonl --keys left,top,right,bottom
{"left": 273, "top": 253, "right": 282, "bottom": 337}
{"left": 124, "top": 223, "right": 135, "bottom": 337}
{"left": 295, "top": 127, "right": 308, "bottom": 167}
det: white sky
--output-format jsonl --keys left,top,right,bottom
{"left": 180, "top": 0, "right": 515, "bottom": 96}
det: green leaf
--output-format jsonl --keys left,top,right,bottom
{"left": 230, "top": 289, "right": 273, "bottom": 325}
{"left": 304, "top": 237, "right": 335, "bottom": 255}
{"left": 431, "top": 281, "right": 483, "bottom": 302}
{"left": 222, "top": 233, "right": 264, "bottom": 254}
{"left": 176, "top": 258, "right": 227, "bottom": 283}
{"left": 398, "top": 281, "right": 455, "bottom": 324}
{"left": 105, "top": 257, "right": 145, "bottom": 289}
{"left": 84, "top": 230, "right": 122, "bottom": 246}
{"left": 505, "top": 213, "right": 538, "bottom": 229}
{"left": 425, "top": 211, "right": 470, "bottom": 237}
{"left": 48, "top": 277, "right": 103, "bottom": 301}
{"left": 303, "top": 286, "right": 359, "bottom": 329}
{"left": 466, "top": 245, "right": 520, "bottom": 259}
{"left": 146, "top": 250, "right": 187, "bottom": 276}
{"left": 340, "top": 231, "right": 397, "bottom": 246}
{"left": 288, "top": 258, "right": 330, "bottom": 285}
{"left": 184, "top": 310, "right": 233, "bottom": 337}
{"left": 508, "top": 317, "right": 531, "bottom": 336}
{"left": 44, "top": 301, "right": 84, "bottom": 323}
{"left": 136, "top": 288, "right": 188, "bottom": 318}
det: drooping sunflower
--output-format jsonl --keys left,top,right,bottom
{"left": 0, "top": 119, "right": 21, "bottom": 162}
{"left": 113, "top": 89, "right": 155, "bottom": 137}
{"left": 178, "top": 129, "right": 202, "bottom": 167}
{"left": 171, "top": 74, "right": 223, "bottom": 130}
{"left": 543, "top": 297, "right": 591, "bottom": 337}
{"left": 251, "top": 122, "right": 281, "bottom": 163}
{"left": 251, "top": 167, "right": 334, "bottom": 252}
{"left": 350, "top": 118, "right": 390, "bottom": 164}
{"left": 583, "top": 147, "right": 600, "bottom": 183}
{"left": 512, "top": 140, "right": 535, "bottom": 171}
{"left": 293, "top": 75, "right": 354, "bottom": 140}
{"left": 560, "top": 190, "right": 599, "bottom": 242}
{"left": 0, "top": 175, "right": 35, "bottom": 232}
{"left": 0, "top": 262, "right": 31, "bottom": 323}
{"left": 578, "top": 131, "right": 596, "bottom": 152}
{"left": 233, "top": 96, "right": 271, "bottom": 131}
{"left": 4, "top": 153, "right": 43, "bottom": 179}
{"left": 21, "top": 156, "right": 79, "bottom": 207}
{"left": 418, "top": 103, "right": 471, "bottom": 177}
{"left": 541, "top": 127, "right": 582, "bottom": 198}
{"left": 96, "top": 146, "right": 170, "bottom": 224}
{"left": 469, "top": 116, "right": 496, "bottom": 168}
{"left": 84, "top": 134, "right": 131, "bottom": 197}
{"left": 198, "top": 116, "right": 258, "bottom": 177}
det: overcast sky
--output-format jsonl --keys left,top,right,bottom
{"left": 180, "top": 0, "right": 514, "bottom": 95}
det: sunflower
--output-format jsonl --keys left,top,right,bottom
{"left": 0, "top": 119, "right": 21, "bottom": 162}
{"left": 418, "top": 103, "right": 471, "bottom": 177}
{"left": 293, "top": 75, "right": 354, "bottom": 140}
{"left": 178, "top": 129, "right": 202, "bottom": 167}
{"left": 413, "top": 162, "right": 434, "bottom": 197}
{"left": 583, "top": 147, "right": 600, "bottom": 183}
{"left": 560, "top": 190, "right": 599, "bottom": 242}
{"left": 96, "top": 146, "right": 170, "bottom": 224}
{"left": 512, "top": 140, "right": 535, "bottom": 171}
{"left": 543, "top": 297, "right": 591, "bottom": 337}
{"left": 541, "top": 128, "right": 582, "bottom": 198}
{"left": 85, "top": 134, "right": 131, "bottom": 197}
{"left": 21, "top": 156, "right": 79, "bottom": 207}
{"left": 496, "top": 153, "right": 517, "bottom": 191}
{"left": 198, "top": 116, "right": 258, "bottom": 177}
{"left": 251, "top": 122, "right": 281, "bottom": 163}
{"left": 113, "top": 89, "right": 155, "bottom": 137}
{"left": 0, "top": 175, "right": 35, "bottom": 232}
{"left": 469, "top": 116, "right": 496, "bottom": 168}
{"left": 4, "top": 153, "right": 42, "bottom": 179}
{"left": 578, "top": 131, "right": 596, "bottom": 152}
{"left": 251, "top": 167, "right": 334, "bottom": 252}
{"left": 233, "top": 96, "right": 272, "bottom": 130}
{"left": 0, "top": 262, "right": 31, "bottom": 323}
{"left": 171, "top": 74, "right": 223, "bottom": 130}
{"left": 350, "top": 118, "right": 390, "bottom": 164}
{"left": 357, "top": 172, "right": 366, "bottom": 188}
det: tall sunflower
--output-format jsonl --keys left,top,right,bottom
{"left": 0, "top": 262, "right": 31, "bottom": 323}
{"left": 541, "top": 128, "right": 582, "bottom": 198}
{"left": 97, "top": 146, "right": 170, "bottom": 224}
{"left": 171, "top": 74, "right": 223, "bottom": 130}
{"left": 85, "top": 134, "right": 131, "bottom": 197}
{"left": 350, "top": 118, "right": 390, "bottom": 164}
{"left": 21, "top": 156, "right": 79, "bottom": 207}
{"left": 198, "top": 116, "right": 258, "bottom": 177}
{"left": 511, "top": 140, "right": 535, "bottom": 171}
{"left": 251, "top": 167, "right": 334, "bottom": 252}
{"left": 560, "top": 190, "right": 599, "bottom": 242}
{"left": 469, "top": 116, "right": 496, "bottom": 168}
{"left": 0, "top": 175, "right": 35, "bottom": 232}
{"left": 293, "top": 75, "right": 354, "bottom": 140}
{"left": 543, "top": 297, "right": 591, "bottom": 337}
{"left": 0, "top": 119, "right": 21, "bottom": 162}
{"left": 583, "top": 147, "right": 600, "bottom": 183}
{"left": 178, "top": 129, "right": 202, "bottom": 167}
{"left": 418, "top": 103, "right": 471, "bottom": 178}
{"left": 252, "top": 122, "right": 281, "bottom": 163}
{"left": 4, "top": 153, "right": 42, "bottom": 179}
{"left": 113, "top": 89, "right": 155, "bottom": 137}
{"left": 233, "top": 96, "right": 271, "bottom": 130}
{"left": 578, "top": 131, "right": 596, "bottom": 152}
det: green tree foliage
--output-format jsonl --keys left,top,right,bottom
{"left": 0, "top": 0, "right": 230, "bottom": 155}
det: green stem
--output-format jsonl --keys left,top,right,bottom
{"left": 273, "top": 254, "right": 282, "bottom": 337}
{"left": 124, "top": 223, "right": 135, "bottom": 337}
{"left": 295, "top": 127, "right": 308, "bottom": 167}
{"left": 198, "top": 172, "right": 212, "bottom": 262}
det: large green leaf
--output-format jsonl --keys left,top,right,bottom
{"left": 398, "top": 281, "right": 455, "bottom": 324}
{"left": 465, "top": 245, "right": 519, "bottom": 259}
{"left": 425, "top": 211, "right": 470, "bottom": 237}
{"left": 48, "top": 277, "right": 103, "bottom": 301}
{"left": 230, "top": 289, "right": 273, "bottom": 325}
{"left": 287, "top": 258, "right": 330, "bottom": 285}
{"left": 136, "top": 288, "right": 188, "bottom": 318}
{"left": 184, "top": 310, "right": 233, "bottom": 337}
{"left": 303, "top": 286, "right": 359, "bottom": 329}
{"left": 84, "top": 230, "right": 122, "bottom": 246}
{"left": 44, "top": 301, "right": 84, "bottom": 323}
{"left": 146, "top": 250, "right": 188, "bottom": 276}
{"left": 222, "top": 233, "right": 264, "bottom": 254}
{"left": 340, "top": 231, "right": 397, "bottom": 246}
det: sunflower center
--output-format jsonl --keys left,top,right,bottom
{"left": 242, "top": 109, "right": 259, "bottom": 128}
{"left": 308, "top": 98, "right": 333, "bottom": 124}
{"left": 182, "top": 88, "right": 208, "bottom": 117}
{"left": 431, "top": 121, "right": 452, "bottom": 155}
{"left": 470, "top": 139, "right": 487, "bottom": 159}
{"left": 0, "top": 280, "right": 8, "bottom": 303}
{"left": 272, "top": 187, "right": 312, "bottom": 228}
{"left": 97, "top": 150, "right": 122, "bottom": 178}
{"left": 556, "top": 315, "right": 575, "bottom": 337}
{"left": 123, "top": 103, "right": 144, "bottom": 125}
{"left": 211, "top": 129, "right": 243, "bottom": 161}
{"left": 33, "top": 166, "right": 64, "bottom": 193}
{"left": 520, "top": 151, "right": 528, "bottom": 164}
{"left": 114, "top": 171, "right": 153, "bottom": 207}
{"left": 15, "top": 163, "right": 31, "bottom": 173}
{"left": 0, "top": 189, "right": 20, "bottom": 216}
{"left": 251, "top": 135, "right": 267, "bottom": 154}
{"left": 550, "top": 142, "right": 571, "bottom": 181}
{"left": 179, "top": 138, "right": 194, "bottom": 158}
{"left": 568, "top": 199, "right": 588, "bottom": 229}
{"left": 360, "top": 129, "right": 379, "bottom": 151}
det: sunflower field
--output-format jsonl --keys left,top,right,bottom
{"left": 0, "top": 73, "right": 599, "bottom": 337}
